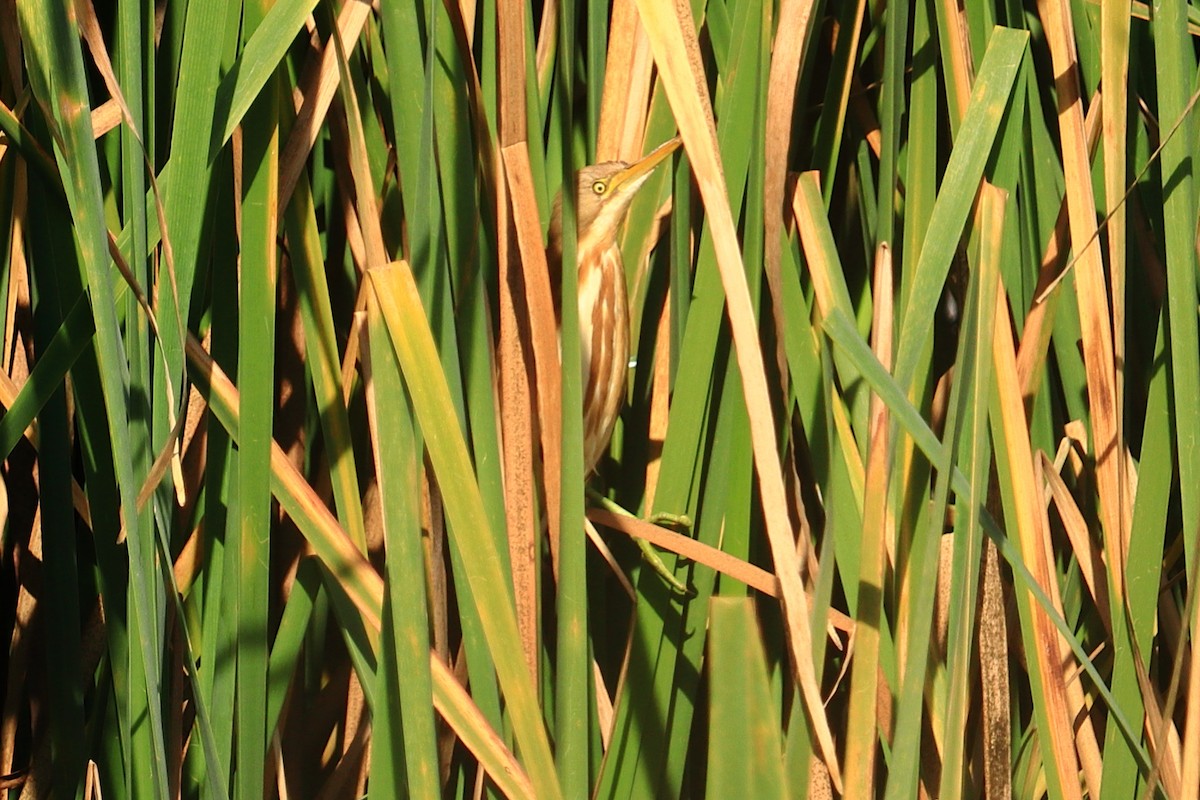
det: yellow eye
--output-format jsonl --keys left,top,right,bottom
{"left": 591, "top": 180, "right": 607, "bottom": 195}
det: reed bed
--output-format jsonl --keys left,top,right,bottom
{"left": 0, "top": 0, "right": 1195, "bottom": 797}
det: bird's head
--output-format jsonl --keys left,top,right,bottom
{"left": 548, "top": 137, "right": 682, "bottom": 262}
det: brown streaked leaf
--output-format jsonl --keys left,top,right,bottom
{"left": 495, "top": 4, "right": 549, "bottom": 691}
{"left": 1034, "top": 0, "right": 1127, "bottom": 593}
{"left": 278, "top": 0, "right": 370, "bottom": 214}
{"left": 1015, "top": 90, "right": 1101, "bottom": 405}
{"left": 497, "top": 0, "right": 528, "bottom": 148}
{"left": 991, "top": 281, "right": 1083, "bottom": 800}
{"left": 1032, "top": 455, "right": 1103, "bottom": 798}
{"left": 939, "top": 0, "right": 975, "bottom": 123}
{"left": 1039, "top": 451, "right": 1110, "bottom": 633}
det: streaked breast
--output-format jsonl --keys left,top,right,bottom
{"left": 576, "top": 241, "right": 629, "bottom": 472}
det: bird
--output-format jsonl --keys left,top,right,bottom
{"left": 546, "top": 136, "right": 682, "bottom": 472}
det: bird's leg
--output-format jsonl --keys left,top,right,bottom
{"left": 586, "top": 487, "right": 692, "bottom": 596}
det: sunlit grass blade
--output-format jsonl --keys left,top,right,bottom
{"left": 283, "top": 173, "right": 366, "bottom": 550}
{"left": 891, "top": 183, "right": 1002, "bottom": 800}
{"left": 633, "top": 2, "right": 841, "bottom": 786}
{"left": 843, "top": 242, "right": 898, "bottom": 800}
{"left": 362, "top": 293, "right": 439, "bottom": 798}
{"left": 232, "top": 1, "right": 280, "bottom": 793}
{"left": 1149, "top": 6, "right": 1200, "bottom": 785}
{"left": 936, "top": 191, "right": 1003, "bottom": 800}
{"left": 212, "top": 0, "right": 322, "bottom": 151}
{"left": 706, "top": 599, "right": 786, "bottom": 799}
{"left": 551, "top": 0, "right": 589, "bottom": 791}
{"left": 793, "top": 170, "right": 868, "bottom": 441}
{"left": 367, "top": 262, "right": 561, "bottom": 799}
{"left": 17, "top": 1, "right": 169, "bottom": 794}
{"left": 158, "top": 0, "right": 227, "bottom": 401}
{"left": 893, "top": 27, "right": 1027, "bottom": 391}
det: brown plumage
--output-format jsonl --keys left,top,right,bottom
{"left": 546, "top": 137, "right": 681, "bottom": 471}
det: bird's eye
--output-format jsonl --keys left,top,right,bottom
{"left": 591, "top": 180, "right": 607, "bottom": 195}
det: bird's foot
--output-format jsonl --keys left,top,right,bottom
{"left": 632, "top": 537, "right": 693, "bottom": 596}
{"left": 647, "top": 511, "right": 692, "bottom": 532}
{"left": 587, "top": 488, "right": 693, "bottom": 596}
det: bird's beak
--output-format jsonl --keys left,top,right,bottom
{"left": 607, "top": 136, "right": 683, "bottom": 195}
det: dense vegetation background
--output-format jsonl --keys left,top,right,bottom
{"left": 0, "top": 0, "right": 1197, "bottom": 797}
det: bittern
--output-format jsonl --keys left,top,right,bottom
{"left": 547, "top": 137, "right": 682, "bottom": 471}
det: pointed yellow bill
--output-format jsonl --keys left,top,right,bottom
{"left": 607, "top": 136, "right": 682, "bottom": 194}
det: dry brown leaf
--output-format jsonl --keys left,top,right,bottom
{"left": 588, "top": 509, "right": 852, "bottom": 633}
{"left": 499, "top": 142, "right": 560, "bottom": 684}
{"left": 978, "top": 538, "right": 1011, "bottom": 799}
{"left": 533, "top": 0, "right": 557, "bottom": 100}
{"left": 763, "top": 0, "right": 818, "bottom": 398}
{"left": 494, "top": 165, "right": 541, "bottom": 684}
{"left": 495, "top": 2, "right": 553, "bottom": 689}
{"left": 90, "top": 98, "right": 120, "bottom": 138}
{"left": 940, "top": 0, "right": 975, "bottom": 120}
{"left": 1033, "top": 455, "right": 1103, "bottom": 797}
{"left": 596, "top": 0, "right": 650, "bottom": 162}
{"left": 643, "top": 299, "right": 670, "bottom": 510}
{"left": 1100, "top": 6, "right": 1130, "bottom": 576}
{"left": 1040, "top": 451, "right": 1110, "bottom": 633}
{"left": 592, "top": 658, "right": 615, "bottom": 749}
{"left": 871, "top": 243, "right": 895, "bottom": 567}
